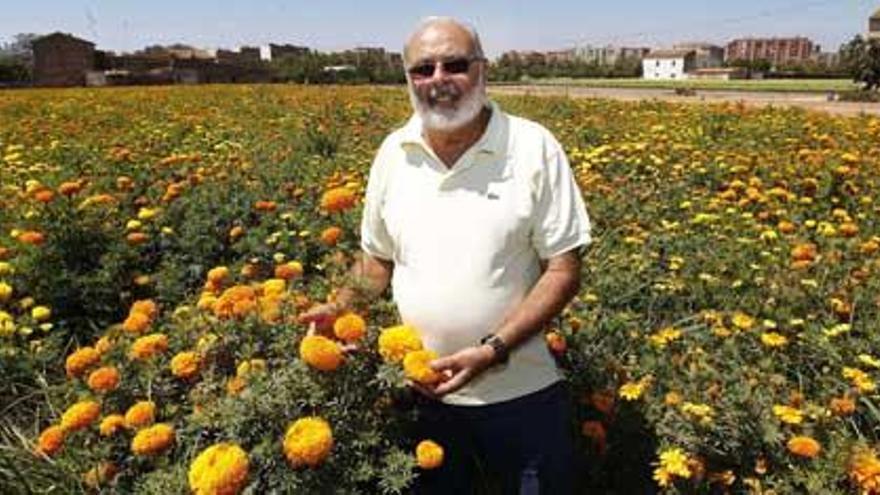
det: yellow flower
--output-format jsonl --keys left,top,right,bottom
{"left": 772, "top": 405, "right": 804, "bottom": 425}
{"left": 124, "top": 400, "right": 156, "bottom": 429}
{"left": 206, "top": 266, "right": 230, "bottom": 285}
{"left": 261, "top": 278, "right": 286, "bottom": 297}
{"left": 787, "top": 435, "right": 821, "bottom": 458}
{"left": 122, "top": 311, "right": 151, "bottom": 334}
{"left": 170, "top": 351, "right": 201, "bottom": 379}
{"left": 65, "top": 346, "right": 100, "bottom": 378}
{"left": 657, "top": 447, "right": 692, "bottom": 478}
{"left": 36, "top": 425, "right": 65, "bottom": 456}
{"left": 761, "top": 332, "right": 788, "bottom": 348}
{"left": 189, "top": 443, "right": 249, "bottom": 495}
{"left": 99, "top": 414, "right": 125, "bottom": 437}
{"left": 416, "top": 440, "right": 444, "bottom": 470}
{"left": 858, "top": 354, "right": 880, "bottom": 369}
{"left": 236, "top": 359, "right": 267, "bottom": 378}
{"left": 0, "top": 281, "right": 13, "bottom": 302}
{"left": 378, "top": 324, "right": 423, "bottom": 363}
{"left": 653, "top": 467, "right": 674, "bottom": 488}
{"left": 843, "top": 367, "right": 877, "bottom": 393}
{"left": 274, "top": 261, "right": 303, "bottom": 280}
{"left": 0, "top": 310, "right": 14, "bottom": 337}
{"left": 731, "top": 312, "right": 755, "bottom": 330}
{"left": 82, "top": 462, "right": 117, "bottom": 489}
{"left": 299, "top": 335, "right": 344, "bottom": 372}
{"left": 333, "top": 312, "right": 366, "bottom": 343}
{"left": 283, "top": 417, "right": 333, "bottom": 467}
{"left": 129, "top": 333, "right": 169, "bottom": 361}
{"left": 60, "top": 400, "right": 101, "bottom": 432}
{"left": 680, "top": 402, "right": 714, "bottom": 423}
{"left": 619, "top": 379, "right": 648, "bottom": 401}
{"left": 87, "top": 366, "right": 121, "bottom": 393}
{"left": 403, "top": 350, "right": 442, "bottom": 385}
{"left": 648, "top": 326, "right": 681, "bottom": 348}
{"left": 131, "top": 423, "right": 175, "bottom": 456}
{"left": 849, "top": 446, "right": 880, "bottom": 494}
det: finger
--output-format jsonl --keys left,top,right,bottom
{"left": 429, "top": 355, "right": 457, "bottom": 372}
{"left": 432, "top": 369, "right": 472, "bottom": 396}
{"left": 406, "top": 380, "right": 438, "bottom": 399}
{"left": 306, "top": 322, "right": 316, "bottom": 336}
{"left": 341, "top": 343, "right": 359, "bottom": 354}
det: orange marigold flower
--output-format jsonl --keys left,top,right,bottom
{"left": 206, "top": 266, "right": 230, "bottom": 285}
{"left": 791, "top": 243, "right": 817, "bottom": 263}
{"left": 283, "top": 417, "right": 333, "bottom": 467}
{"left": 124, "top": 401, "right": 156, "bottom": 429}
{"left": 34, "top": 188, "right": 55, "bottom": 203}
{"left": 170, "top": 351, "right": 200, "bottom": 380}
{"left": 588, "top": 390, "right": 616, "bottom": 416}
{"left": 130, "top": 299, "right": 158, "bottom": 320}
{"left": 229, "top": 225, "right": 245, "bottom": 241}
{"left": 99, "top": 414, "right": 126, "bottom": 437}
{"left": 60, "top": 400, "right": 101, "bottom": 432}
{"left": 18, "top": 230, "right": 46, "bottom": 246}
{"left": 787, "top": 435, "right": 821, "bottom": 459}
{"left": 378, "top": 324, "right": 423, "bottom": 363}
{"left": 87, "top": 366, "right": 121, "bottom": 393}
{"left": 320, "top": 226, "right": 343, "bottom": 246}
{"left": 127, "top": 232, "right": 149, "bottom": 245}
{"left": 58, "top": 181, "right": 83, "bottom": 196}
{"left": 849, "top": 447, "right": 880, "bottom": 494}
{"left": 333, "top": 312, "right": 366, "bottom": 343}
{"left": 830, "top": 397, "right": 856, "bottom": 416}
{"left": 131, "top": 423, "right": 175, "bottom": 456}
{"left": 416, "top": 440, "right": 444, "bottom": 470}
{"left": 319, "top": 187, "right": 357, "bottom": 213}
{"left": 226, "top": 376, "right": 246, "bottom": 396}
{"left": 254, "top": 200, "right": 277, "bottom": 212}
{"left": 188, "top": 442, "right": 250, "bottom": 495}
{"left": 123, "top": 311, "right": 151, "bottom": 334}
{"left": 213, "top": 285, "right": 258, "bottom": 319}
{"left": 403, "top": 350, "right": 442, "bottom": 385}
{"left": 839, "top": 222, "right": 859, "bottom": 238}
{"left": 545, "top": 331, "right": 567, "bottom": 355}
{"left": 94, "top": 335, "right": 114, "bottom": 355}
{"left": 36, "top": 425, "right": 65, "bottom": 456}
{"left": 274, "top": 261, "right": 304, "bottom": 280}
{"left": 129, "top": 333, "right": 169, "bottom": 361}
{"left": 299, "top": 335, "right": 343, "bottom": 372}
{"left": 65, "top": 346, "right": 100, "bottom": 378}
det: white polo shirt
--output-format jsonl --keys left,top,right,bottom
{"left": 361, "top": 101, "right": 591, "bottom": 405}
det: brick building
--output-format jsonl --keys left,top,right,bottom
{"left": 32, "top": 32, "right": 95, "bottom": 86}
{"left": 725, "top": 37, "right": 818, "bottom": 66}
{"left": 574, "top": 45, "right": 650, "bottom": 65}
{"left": 870, "top": 7, "right": 880, "bottom": 40}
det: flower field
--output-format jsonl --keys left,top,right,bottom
{"left": 0, "top": 85, "right": 879, "bottom": 493}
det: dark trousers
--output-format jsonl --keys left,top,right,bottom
{"left": 414, "top": 381, "right": 575, "bottom": 495}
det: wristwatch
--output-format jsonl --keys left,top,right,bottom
{"left": 479, "top": 334, "right": 510, "bottom": 365}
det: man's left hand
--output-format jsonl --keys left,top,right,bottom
{"left": 427, "top": 345, "right": 496, "bottom": 396}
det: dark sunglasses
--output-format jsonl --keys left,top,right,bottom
{"left": 407, "top": 56, "right": 485, "bottom": 78}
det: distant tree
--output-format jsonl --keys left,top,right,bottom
{"left": 840, "top": 35, "right": 880, "bottom": 91}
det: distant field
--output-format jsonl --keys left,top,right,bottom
{"left": 494, "top": 77, "right": 859, "bottom": 93}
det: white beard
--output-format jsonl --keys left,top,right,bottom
{"left": 408, "top": 76, "right": 488, "bottom": 132}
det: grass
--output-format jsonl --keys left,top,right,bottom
{"left": 492, "top": 77, "right": 859, "bottom": 93}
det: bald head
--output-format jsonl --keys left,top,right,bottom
{"left": 403, "top": 17, "right": 484, "bottom": 68}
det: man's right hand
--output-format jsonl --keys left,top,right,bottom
{"left": 296, "top": 302, "right": 341, "bottom": 335}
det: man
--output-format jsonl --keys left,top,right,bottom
{"left": 303, "top": 17, "right": 591, "bottom": 494}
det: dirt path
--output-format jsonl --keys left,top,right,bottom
{"left": 489, "top": 85, "right": 880, "bottom": 118}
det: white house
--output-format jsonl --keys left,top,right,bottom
{"left": 642, "top": 50, "right": 696, "bottom": 80}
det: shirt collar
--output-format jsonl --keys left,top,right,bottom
{"left": 399, "top": 100, "right": 505, "bottom": 156}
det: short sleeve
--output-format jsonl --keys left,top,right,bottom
{"left": 359, "top": 141, "right": 395, "bottom": 260}
{"left": 531, "top": 137, "right": 592, "bottom": 259}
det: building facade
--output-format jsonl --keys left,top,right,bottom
{"left": 870, "top": 8, "right": 880, "bottom": 40}
{"left": 32, "top": 32, "right": 95, "bottom": 87}
{"left": 574, "top": 45, "right": 650, "bottom": 65}
{"left": 672, "top": 43, "right": 724, "bottom": 69}
{"left": 725, "top": 37, "right": 817, "bottom": 66}
{"left": 642, "top": 50, "right": 696, "bottom": 80}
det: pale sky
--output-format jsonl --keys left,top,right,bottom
{"left": 2, "top": 0, "right": 878, "bottom": 57}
